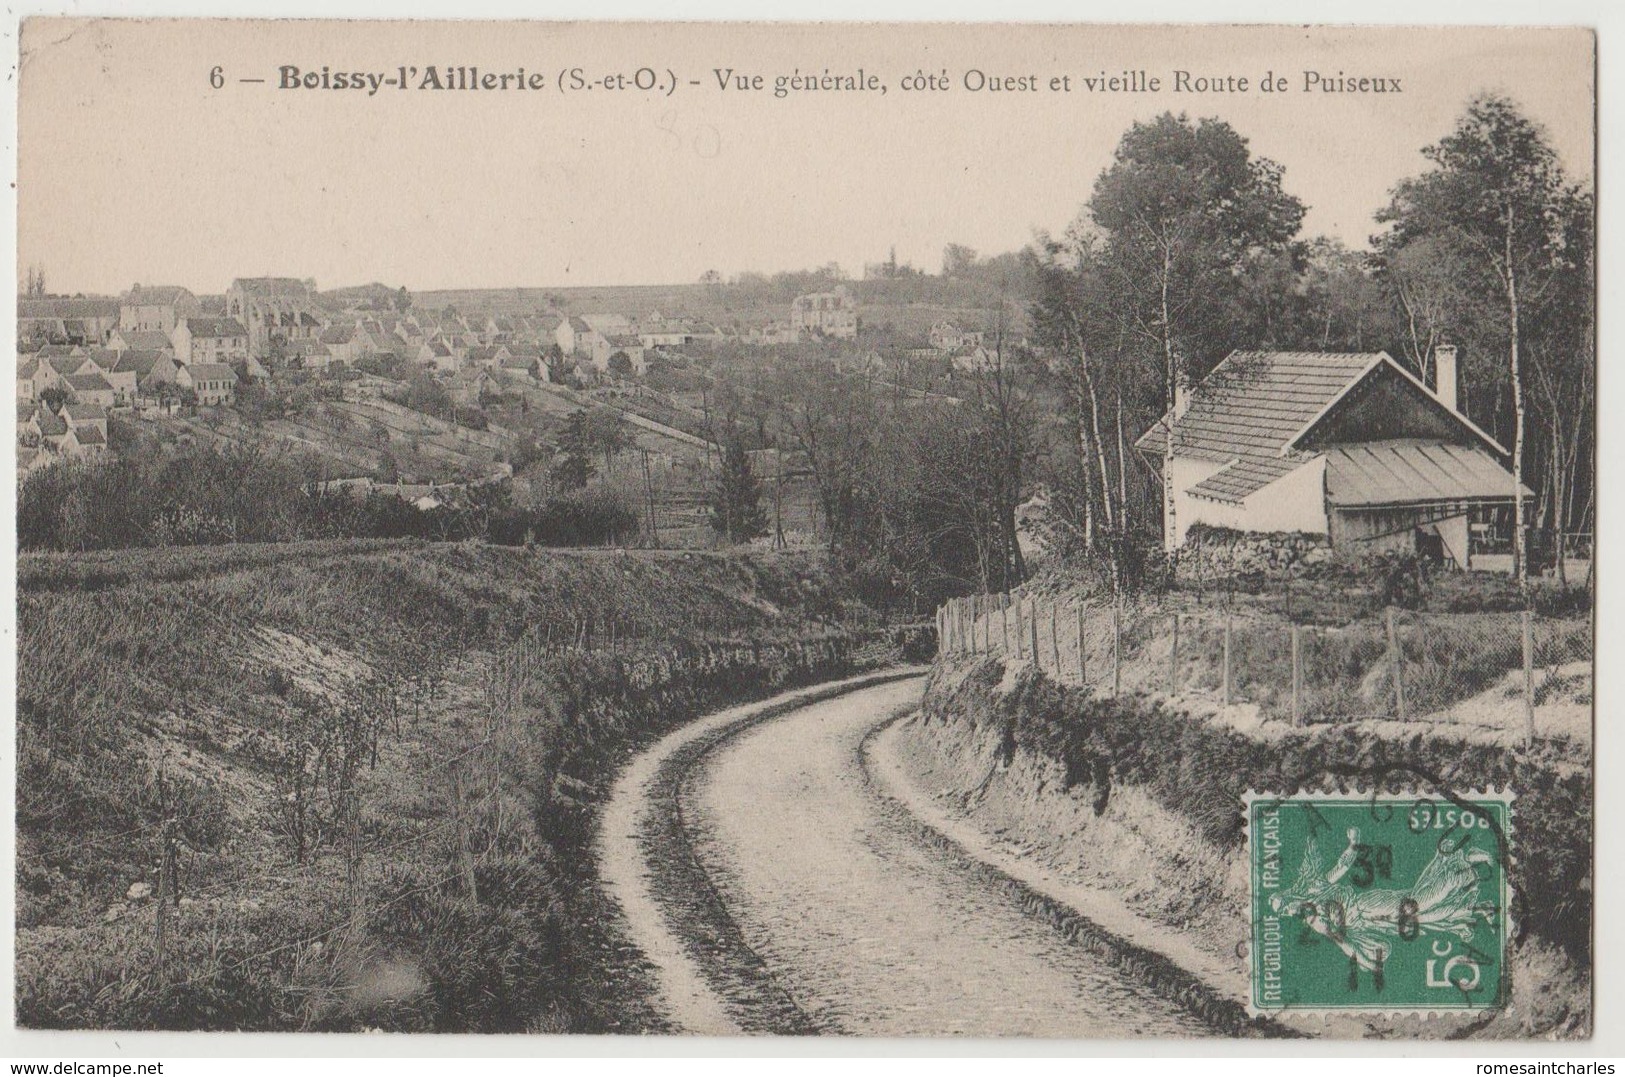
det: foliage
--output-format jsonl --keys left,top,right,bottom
{"left": 927, "top": 663, "right": 1591, "bottom": 965}
{"left": 708, "top": 438, "right": 768, "bottom": 544}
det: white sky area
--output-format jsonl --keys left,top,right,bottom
{"left": 17, "top": 20, "right": 1595, "bottom": 295}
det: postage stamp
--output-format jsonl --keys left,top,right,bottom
{"left": 1245, "top": 790, "right": 1513, "bottom": 1016}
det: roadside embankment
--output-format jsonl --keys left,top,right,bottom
{"left": 890, "top": 657, "right": 1591, "bottom": 1039}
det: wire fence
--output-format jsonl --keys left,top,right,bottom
{"left": 935, "top": 592, "right": 1592, "bottom": 745}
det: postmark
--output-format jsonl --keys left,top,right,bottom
{"left": 1245, "top": 789, "right": 1513, "bottom": 1016}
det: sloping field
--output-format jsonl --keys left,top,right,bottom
{"left": 16, "top": 540, "right": 874, "bottom": 1031}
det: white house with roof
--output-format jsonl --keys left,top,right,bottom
{"left": 1136, "top": 346, "right": 1531, "bottom": 570}
{"left": 790, "top": 286, "right": 858, "bottom": 340}
{"left": 179, "top": 363, "right": 239, "bottom": 406}
{"left": 120, "top": 285, "right": 200, "bottom": 335}
{"left": 171, "top": 317, "right": 249, "bottom": 366}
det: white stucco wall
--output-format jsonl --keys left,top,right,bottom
{"left": 1169, "top": 454, "right": 1328, "bottom": 547}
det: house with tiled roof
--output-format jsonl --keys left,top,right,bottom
{"left": 28, "top": 405, "right": 69, "bottom": 452}
{"left": 1136, "top": 346, "right": 1530, "bottom": 570}
{"left": 594, "top": 334, "right": 646, "bottom": 375}
{"left": 113, "top": 349, "right": 181, "bottom": 393}
{"left": 17, "top": 358, "right": 38, "bottom": 404}
{"left": 84, "top": 350, "right": 137, "bottom": 408}
{"left": 119, "top": 285, "right": 201, "bottom": 335}
{"left": 319, "top": 324, "right": 362, "bottom": 365}
{"left": 179, "top": 362, "right": 239, "bottom": 406}
{"left": 62, "top": 371, "right": 118, "bottom": 409}
{"left": 19, "top": 298, "right": 120, "bottom": 346}
{"left": 172, "top": 317, "right": 249, "bottom": 365}
{"left": 417, "top": 340, "right": 456, "bottom": 373}
{"left": 226, "top": 278, "right": 325, "bottom": 357}
{"left": 62, "top": 402, "right": 109, "bottom": 443}
{"left": 108, "top": 327, "right": 177, "bottom": 354}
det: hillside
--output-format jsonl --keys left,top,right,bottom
{"left": 17, "top": 539, "right": 902, "bottom": 1031}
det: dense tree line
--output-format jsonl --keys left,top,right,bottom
{"left": 1030, "top": 97, "right": 1593, "bottom": 587}
{"left": 18, "top": 442, "right": 637, "bottom": 552}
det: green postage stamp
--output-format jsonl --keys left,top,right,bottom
{"left": 1246, "top": 790, "right": 1513, "bottom": 1016}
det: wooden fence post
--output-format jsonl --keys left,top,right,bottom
{"left": 1111, "top": 600, "right": 1121, "bottom": 697}
{"left": 1222, "top": 613, "right": 1232, "bottom": 710}
{"left": 1169, "top": 613, "right": 1180, "bottom": 695}
{"left": 1050, "top": 601, "right": 1062, "bottom": 677}
{"left": 1075, "top": 604, "right": 1087, "bottom": 683}
{"left": 1386, "top": 606, "right": 1407, "bottom": 720}
{"left": 1029, "top": 601, "right": 1041, "bottom": 670}
{"left": 1521, "top": 609, "right": 1536, "bottom": 745}
{"left": 1291, "top": 623, "right": 1303, "bottom": 726}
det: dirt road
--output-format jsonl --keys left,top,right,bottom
{"left": 603, "top": 675, "right": 1211, "bottom": 1036}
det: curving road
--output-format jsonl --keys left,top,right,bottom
{"left": 604, "top": 675, "right": 1211, "bottom": 1037}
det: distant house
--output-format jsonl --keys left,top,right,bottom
{"left": 171, "top": 317, "right": 249, "bottom": 366}
{"left": 598, "top": 334, "right": 647, "bottom": 375}
{"left": 180, "top": 362, "right": 239, "bottom": 406}
{"left": 790, "top": 286, "right": 858, "bottom": 340}
{"left": 107, "top": 327, "right": 177, "bottom": 354}
{"left": 319, "top": 324, "right": 363, "bottom": 365}
{"left": 61, "top": 402, "right": 109, "bottom": 443}
{"left": 17, "top": 359, "right": 38, "bottom": 404}
{"left": 447, "top": 368, "right": 502, "bottom": 406}
{"left": 417, "top": 340, "right": 456, "bottom": 372}
{"left": 85, "top": 350, "right": 138, "bottom": 408}
{"left": 112, "top": 349, "right": 182, "bottom": 396}
{"left": 293, "top": 340, "right": 334, "bottom": 371}
{"left": 556, "top": 315, "right": 591, "bottom": 357}
{"left": 1136, "top": 347, "right": 1531, "bottom": 570}
{"left": 19, "top": 298, "right": 120, "bottom": 346}
{"left": 498, "top": 354, "right": 540, "bottom": 385}
{"left": 930, "top": 320, "right": 983, "bottom": 352}
{"left": 226, "top": 277, "right": 325, "bottom": 357}
{"left": 639, "top": 321, "right": 696, "bottom": 348}
{"left": 62, "top": 371, "right": 118, "bottom": 409}
{"left": 119, "top": 285, "right": 201, "bottom": 335}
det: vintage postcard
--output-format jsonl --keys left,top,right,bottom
{"left": 9, "top": 16, "right": 1596, "bottom": 1048}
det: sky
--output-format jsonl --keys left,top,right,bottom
{"left": 16, "top": 19, "right": 1595, "bottom": 296}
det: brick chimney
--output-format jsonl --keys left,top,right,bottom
{"left": 1434, "top": 344, "right": 1459, "bottom": 413}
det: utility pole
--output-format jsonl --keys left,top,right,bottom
{"left": 640, "top": 448, "right": 659, "bottom": 547}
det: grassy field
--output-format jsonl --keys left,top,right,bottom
{"left": 16, "top": 538, "right": 908, "bottom": 1031}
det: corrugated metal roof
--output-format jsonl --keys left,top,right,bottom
{"left": 1325, "top": 441, "right": 1531, "bottom": 507}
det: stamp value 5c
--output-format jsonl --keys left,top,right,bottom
{"left": 1246, "top": 790, "right": 1512, "bottom": 1016}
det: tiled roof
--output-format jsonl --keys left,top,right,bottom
{"left": 1137, "top": 351, "right": 1382, "bottom": 464}
{"left": 1186, "top": 457, "right": 1305, "bottom": 504}
{"left": 320, "top": 326, "right": 354, "bottom": 345}
{"left": 64, "top": 372, "right": 114, "bottom": 392}
{"left": 114, "top": 330, "right": 173, "bottom": 351}
{"left": 185, "top": 317, "right": 247, "bottom": 338}
{"left": 1325, "top": 442, "right": 1530, "bottom": 507}
{"left": 188, "top": 363, "right": 239, "bottom": 381}
{"left": 35, "top": 409, "right": 67, "bottom": 436}
{"left": 64, "top": 403, "right": 106, "bottom": 421}
{"left": 20, "top": 298, "right": 119, "bottom": 319}
{"left": 74, "top": 426, "right": 106, "bottom": 446}
{"left": 232, "top": 278, "right": 310, "bottom": 296}
{"left": 17, "top": 359, "right": 38, "bottom": 379}
{"left": 122, "top": 285, "right": 195, "bottom": 307}
{"left": 114, "top": 350, "right": 166, "bottom": 377}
